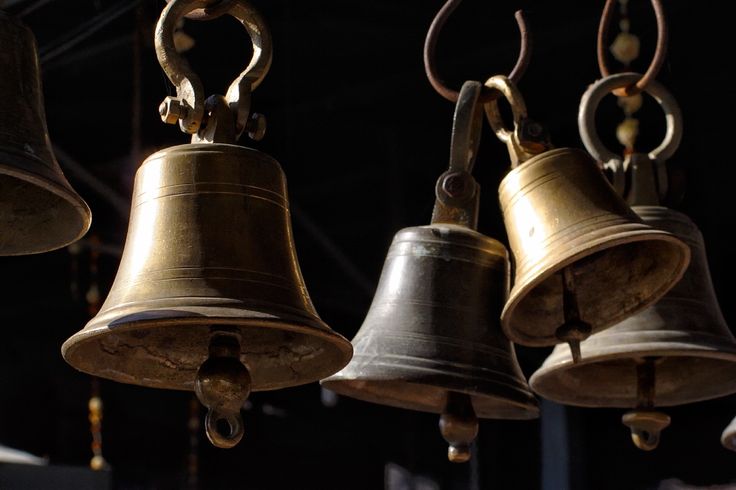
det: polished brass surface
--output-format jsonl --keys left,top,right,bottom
{"left": 62, "top": 144, "right": 353, "bottom": 393}
{"left": 0, "top": 12, "right": 91, "bottom": 255}
{"left": 530, "top": 207, "right": 736, "bottom": 408}
{"left": 322, "top": 82, "right": 538, "bottom": 463}
{"left": 722, "top": 415, "right": 736, "bottom": 452}
{"left": 498, "top": 148, "right": 689, "bottom": 347}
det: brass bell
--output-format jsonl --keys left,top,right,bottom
{"left": 0, "top": 12, "right": 91, "bottom": 255}
{"left": 722, "top": 415, "right": 736, "bottom": 451}
{"left": 62, "top": 0, "right": 352, "bottom": 449}
{"left": 483, "top": 75, "right": 689, "bottom": 359}
{"left": 322, "top": 81, "right": 539, "bottom": 464}
{"left": 531, "top": 73, "right": 736, "bottom": 451}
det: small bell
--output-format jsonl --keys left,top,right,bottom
{"left": 483, "top": 75, "right": 689, "bottom": 359}
{"left": 531, "top": 73, "right": 736, "bottom": 451}
{"left": 322, "top": 81, "right": 539, "bottom": 463}
{"left": 0, "top": 12, "right": 91, "bottom": 255}
{"left": 62, "top": 0, "right": 352, "bottom": 448}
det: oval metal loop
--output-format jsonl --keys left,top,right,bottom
{"left": 483, "top": 75, "right": 528, "bottom": 144}
{"left": 578, "top": 72, "right": 683, "bottom": 166}
{"left": 205, "top": 409, "right": 244, "bottom": 449}
{"left": 156, "top": 0, "right": 273, "bottom": 134}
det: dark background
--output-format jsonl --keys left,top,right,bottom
{"left": 1, "top": 0, "right": 735, "bottom": 488}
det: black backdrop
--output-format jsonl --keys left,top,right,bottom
{"left": 1, "top": 1, "right": 735, "bottom": 488}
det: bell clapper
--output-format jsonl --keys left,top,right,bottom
{"left": 622, "top": 357, "right": 670, "bottom": 451}
{"left": 439, "top": 392, "right": 479, "bottom": 463}
{"left": 195, "top": 332, "right": 252, "bottom": 449}
{"left": 556, "top": 266, "right": 592, "bottom": 363}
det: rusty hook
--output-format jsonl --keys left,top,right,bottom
{"left": 597, "top": 0, "right": 668, "bottom": 96}
{"left": 423, "top": 0, "right": 532, "bottom": 103}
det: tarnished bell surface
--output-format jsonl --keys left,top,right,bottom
{"left": 0, "top": 12, "right": 91, "bottom": 255}
{"left": 322, "top": 224, "right": 538, "bottom": 419}
{"left": 498, "top": 148, "right": 689, "bottom": 346}
{"left": 62, "top": 144, "right": 352, "bottom": 391}
{"left": 530, "top": 206, "right": 736, "bottom": 407}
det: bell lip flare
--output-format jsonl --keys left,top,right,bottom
{"left": 0, "top": 154, "right": 92, "bottom": 255}
{"left": 529, "top": 338, "right": 736, "bottom": 408}
{"left": 62, "top": 143, "right": 352, "bottom": 392}
{"left": 322, "top": 224, "right": 539, "bottom": 420}
{"left": 498, "top": 148, "right": 690, "bottom": 347}
{"left": 63, "top": 315, "right": 353, "bottom": 392}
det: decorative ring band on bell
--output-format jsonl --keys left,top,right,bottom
{"left": 497, "top": 147, "right": 690, "bottom": 347}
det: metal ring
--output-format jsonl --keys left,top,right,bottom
{"left": 578, "top": 72, "right": 682, "bottom": 165}
{"left": 597, "top": 0, "right": 668, "bottom": 96}
{"left": 482, "top": 75, "right": 528, "bottom": 143}
{"left": 423, "top": 3, "right": 532, "bottom": 103}
{"left": 166, "top": 0, "right": 236, "bottom": 20}
{"left": 204, "top": 409, "right": 244, "bottom": 449}
{"left": 156, "top": 0, "right": 272, "bottom": 134}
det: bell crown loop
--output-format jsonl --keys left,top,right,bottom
{"left": 483, "top": 75, "right": 552, "bottom": 168}
{"left": 431, "top": 80, "right": 484, "bottom": 229}
{"left": 578, "top": 72, "right": 683, "bottom": 200}
{"left": 156, "top": 0, "right": 273, "bottom": 138}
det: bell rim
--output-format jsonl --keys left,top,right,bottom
{"left": 501, "top": 227, "right": 690, "bottom": 347}
{"left": 62, "top": 315, "right": 353, "bottom": 392}
{"left": 0, "top": 154, "right": 92, "bottom": 255}
{"left": 321, "top": 376, "right": 539, "bottom": 420}
{"left": 529, "top": 333, "right": 736, "bottom": 408}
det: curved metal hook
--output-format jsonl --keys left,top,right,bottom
{"left": 423, "top": 2, "right": 532, "bottom": 103}
{"left": 597, "top": 0, "right": 668, "bottom": 96}
{"left": 156, "top": 0, "right": 273, "bottom": 135}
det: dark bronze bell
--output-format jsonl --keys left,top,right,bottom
{"left": 722, "top": 415, "right": 736, "bottom": 451}
{"left": 530, "top": 206, "right": 736, "bottom": 448}
{"left": 483, "top": 75, "right": 689, "bottom": 357}
{"left": 322, "top": 81, "right": 539, "bottom": 464}
{"left": 531, "top": 73, "right": 736, "bottom": 451}
{"left": 0, "top": 12, "right": 91, "bottom": 255}
{"left": 63, "top": 0, "right": 351, "bottom": 449}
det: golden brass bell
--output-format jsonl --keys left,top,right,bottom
{"left": 531, "top": 73, "right": 736, "bottom": 451}
{"left": 483, "top": 76, "right": 689, "bottom": 358}
{"left": 322, "top": 81, "right": 539, "bottom": 464}
{"left": 63, "top": 0, "right": 351, "bottom": 449}
{"left": 722, "top": 415, "right": 736, "bottom": 451}
{"left": 0, "top": 12, "right": 91, "bottom": 255}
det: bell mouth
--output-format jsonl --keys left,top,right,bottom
{"left": 62, "top": 316, "right": 353, "bottom": 392}
{"left": 321, "top": 378, "right": 539, "bottom": 420}
{"left": 530, "top": 339, "right": 736, "bottom": 407}
{"left": 0, "top": 154, "right": 91, "bottom": 255}
{"left": 502, "top": 229, "right": 690, "bottom": 347}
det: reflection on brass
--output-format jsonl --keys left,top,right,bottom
{"left": 484, "top": 75, "right": 689, "bottom": 356}
{"left": 0, "top": 12, "right": 91, "bottom": 255}
{"left": 531, "top": 207, "right": 736, "bottom": 449}
{"left": 498, "top": 148, "right": 689, "bottom": 348}
{"left": 322, "top": 82, "right": 538, "bottom": 463}
{"left": 62, "top": 144, "right": 353, "bottom": 446}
